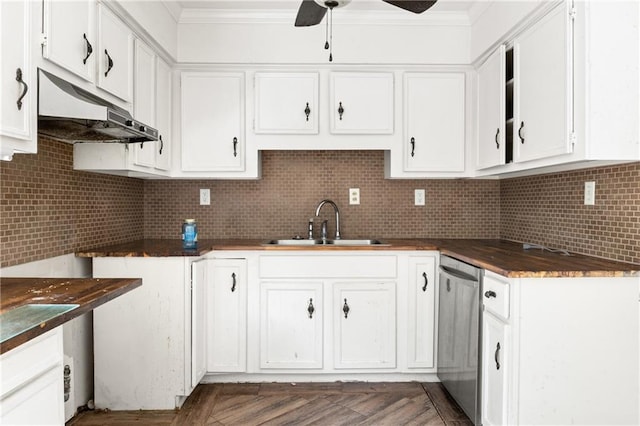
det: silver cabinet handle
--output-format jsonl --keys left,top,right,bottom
{"left": 422, "top": 272, "right": 428, "bottom": 292}
{"left": 342, "top": 298, "right": 350, "bottom": 318}
{"left": 230, "top": 272, "right": 236, "bottom": 292}
{"left": 494, "top": 342, "right": 501, "bottom": 370}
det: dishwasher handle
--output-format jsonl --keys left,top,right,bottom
{"left": 439, "top": 264, "right": 479, "bottom": 287}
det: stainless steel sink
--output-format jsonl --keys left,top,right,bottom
{"left": 325, "top": 239, "right": 389, "bottom": 246}
{"left": 263, "top": 239, "right": 324, "bottom": 246}
{"left": 263, "top": 239, "right": 388, "bottom": 246}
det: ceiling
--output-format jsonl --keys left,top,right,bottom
{"left": 168, "top": 0, "right": 486, "bottom": 24}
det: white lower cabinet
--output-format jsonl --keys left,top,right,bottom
{"left": 92, "top": 257, "right": 199, "bottom": 410}
{"left": 481, "top": 271, "right": 639, "bottom": 425}
{"left": 406, "top": 256, "right": 437, "bottom": 369}
{"left": 333, "top": 282, "right": 396, "bottom": 369}
{"left": 260, "top": 281, "right": 323, "bottom": 369}
{"left": 198, "top": 251, "right": 439, "bottom": 380}
{"left": 206, "top": 259, "right": 247, "bottom": 373}
{"left": 0, "top": 327, "right": 64, "bottom": 425}
{"left": 481, "top": 311, "right": 509, "bottom": 426}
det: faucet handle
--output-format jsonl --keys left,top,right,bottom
{"left": 308, "top": 218, "right": 314, "bottom": 239}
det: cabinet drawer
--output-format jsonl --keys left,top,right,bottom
{"left": 1, "top": 327, "right": 63, "bottom": 398}
{"left": 483, "top": 275, "right": 510, "bottom": 320}
{"left": 259, "top": 255, "right": 397, "bottom": 279}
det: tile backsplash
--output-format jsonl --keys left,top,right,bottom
{"left": 144, "top": 151, "right": 501, "bottom": 240}
{"left": 500, "top": 162, "right": 639, "bottom": 264}
{"left": 0, "top": 138, "right": 144, "bottom": 268}
{"left": 1, "top": 138, "right": 637, "bottom": 268}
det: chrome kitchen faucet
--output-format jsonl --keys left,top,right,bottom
{"left": 314, "top": 199, "right": 341, "bottom": 240}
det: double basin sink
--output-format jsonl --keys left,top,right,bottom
{"left": 264, "top": 239, "right": 389, "bottom": 246}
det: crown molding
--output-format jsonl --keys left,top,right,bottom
{"left": 178, "top": 8, "right": 472, "bottom": 26}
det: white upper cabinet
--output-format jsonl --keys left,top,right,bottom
{"left": 0, "top": 0, "right": 36, "bottom": 160}
{"left": 330, "top": 72, "right": 394, "bottom": 134}
{"left": 403, "top": 73, "right": 466, "bottom": 173}
{"left": 476, "top": 46, "right": 507, "bottom": 170}
{"left": 155, "top": 57, "right": 172, "bottom": 171}
{"left": 513, "top": 2, "right": 573, "bottom": 163}
{"left": 133, "top": 39, "right": 157, "bottom": 168}
{"left": 96, "top": 3, "right": 133, "bottom": 102}
{"left": 42, "top": 0, "right": 95, "bottom": 83}
{"left": 181, "top": 72, "right": 245, "bottom": 172}
{"left": 254, "top": 72, "right": 319, "bottom": 134}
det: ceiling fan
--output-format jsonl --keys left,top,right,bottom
{"left": 294, "top": 0, "right": 438, "bottom": 27}
{"left": 294, "top": 0, "right": 438, "bottom": 61}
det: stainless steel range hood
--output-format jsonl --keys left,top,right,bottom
{"left": 38, "top": 70, "right": 158, "bottom": 143}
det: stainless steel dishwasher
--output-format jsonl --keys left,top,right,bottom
{"left": 437, "top": 254, "right": 482, "bottom": 425}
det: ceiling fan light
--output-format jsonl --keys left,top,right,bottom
{"left": 313, "top": 0, "right": 352, "bottom": 9}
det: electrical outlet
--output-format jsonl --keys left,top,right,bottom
{"left": 200, "top": 189, "right": 211, "bottom": 206}
{"left": 349, "top": 188, "right": 360, "bottom": 205}
{"left": 415, "top": 189, "right": 426, "bottom": 206}
{"left": 584, "top": 181, "right": 595, "bottom": 205}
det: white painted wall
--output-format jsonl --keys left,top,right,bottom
{"left": 1, "top": 254, "right": 93, "bottom": 421}
{"left": 178, "top": 22, "right": 470, "bottom": 64}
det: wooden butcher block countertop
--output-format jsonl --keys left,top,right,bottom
{"left": 0, "top": 277, "right": 141, "bottom": 354}
{"left": 432, "top": 239, "right": 639, "bottom": 278}
{"left": 76, "top": 239, "right": 639, "bottom": 278}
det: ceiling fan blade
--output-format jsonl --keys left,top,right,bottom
{"left": 295, "top": 0, "right": 328, "bottom": 27}
{"left": 382, "top": 0, "right": 438, "bottom": 14}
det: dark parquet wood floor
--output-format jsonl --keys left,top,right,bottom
{"left": 67, "top": 382, "right": 472, "bottom": 426}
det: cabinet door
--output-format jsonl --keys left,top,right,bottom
{"left": 330, "top": 72, "right": 394, "bottom": 134}
{"left": 181, "top": 72, "right": 245, "bottom": 172}
{"left": 0, "top": 0, "right": 36, "bottom": 159}
{"left": 403, "top": 73, "right": 465, "bottom": 172}
{"left": 133, "top": 39, "right": 157, "bottom": 168}
{"left": 407, "top": 256, "right": 436, "bottom": 369}
{"left": 155, "top": 58, "right": 172, "bottom": 171}
{"left": 42, "top": 0, "right": 95, "bottom": 83}
{"left": 191, "top": 259, "right": 207, "bottom": 387}
{"left": 260, "top": 282, "right": 323, "bottom": 369}
{"left": 333, "top": 282, "right": 396, "bottom": 369}
{"left": 477, "top": 46, "right": 506, "bottom": 170}
{"left": 96, "top": 3, "right": 133, "bottom": 102}
{"left": 254, "top": 73, "right": 318, "bottom": 134}
{"left": 0, "top": 328, "right": 64, "bottom": 425}
{"left": 206, "top": 259, "right": 247, "bottom": 372}
{"left": 482, "top": 312, "right": 510, "bottom": 426}
{"left": 514, "top": 2, "right": 573, "bottom": 163}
